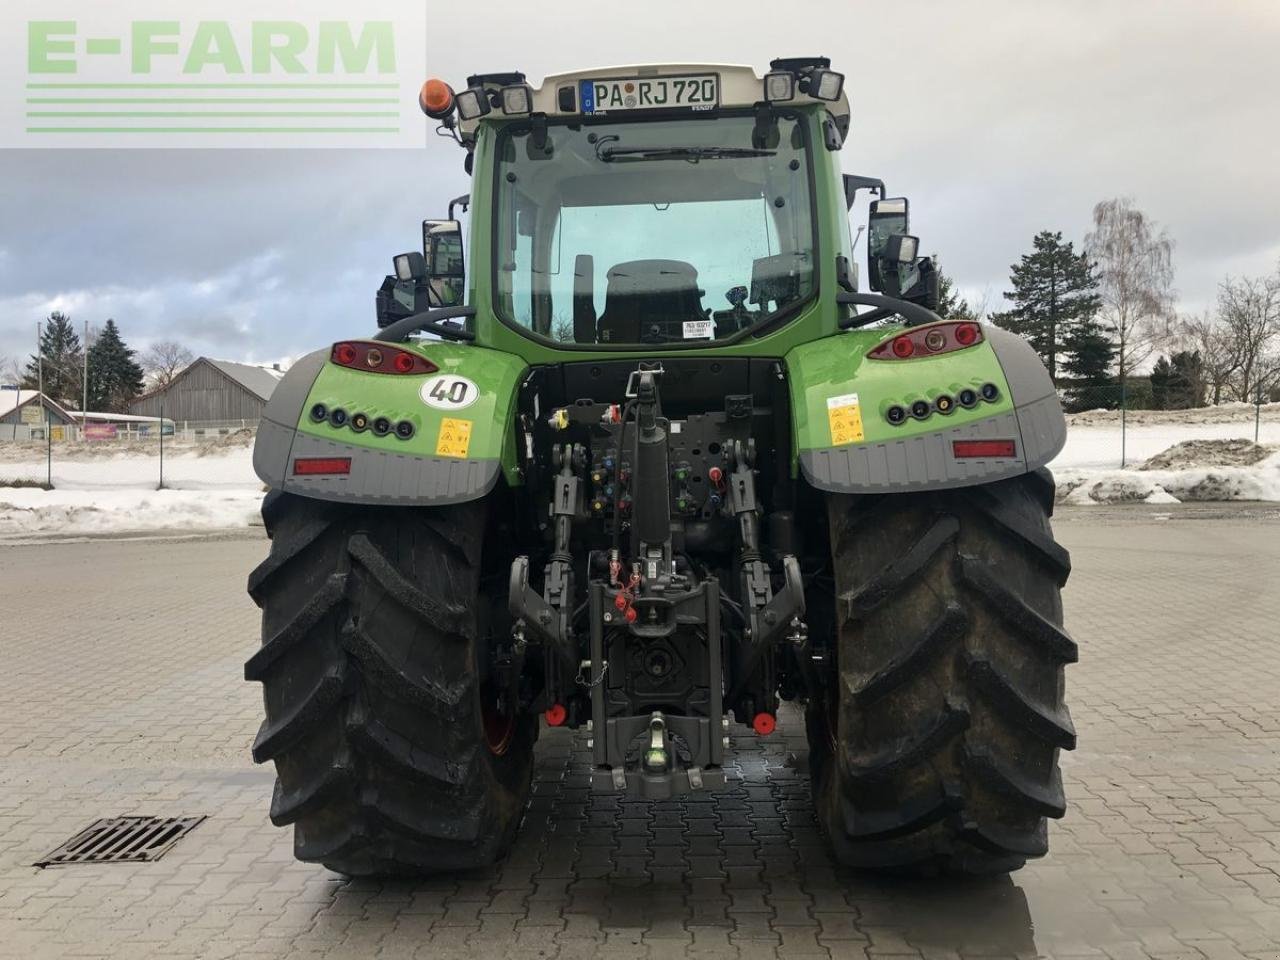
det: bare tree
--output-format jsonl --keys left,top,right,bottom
{"left": 1084, "top": 198, "right": 1177, "bottom": 385}
{"left": 141, "top": 340, "right": 195, "bottom": 389}
{"left": 1173, "top": 312, "right": 1237, "bottom": 405}
{"left": 1217, "top": 266, "right": 1280, "bottom": 402}
{"left": 0, "top": 353, "right": 22, "bottom": 386}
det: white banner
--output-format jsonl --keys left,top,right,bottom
{"left": 0, "top": 0, "right": 428, "bottom": 148}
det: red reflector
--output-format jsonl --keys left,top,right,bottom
{"left": 293, "top": 457, "right": 352, "bottom": 475}
{"left": 955, "top": 322, "right": 979, "bottom": 346}
{"left": 952, "top": 440, "right": 1017, "bottom": 459}
{"left": 891, "top": 336, "right": 915, "bottom": 358}
{"left": 752, "top": 712, "right": 776, "bottom": 736}
{"left": 544, "top": 703, "right": 567, "bottom": 727}
{"left": 332, "top": 343, "right": 357, "bottom": 365}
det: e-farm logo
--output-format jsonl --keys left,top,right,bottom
{"left": 4, "top": 3, "right": 427, "bottom": 147}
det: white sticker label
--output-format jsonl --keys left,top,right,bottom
{"left": 682, "top": 319, "right": 715, "bottom": 340}
{"left": 420, "top": 374, "right": 479, "bottom": 410}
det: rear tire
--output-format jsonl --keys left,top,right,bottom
{"left": 245, "top": 492, "right": 534, "bottom": 876}
{"left": 808, "top": 470, "right": 1075, "bottom": 876}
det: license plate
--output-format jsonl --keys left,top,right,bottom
{"left": 579, "top": 75, "right": 719, "bottom": 115}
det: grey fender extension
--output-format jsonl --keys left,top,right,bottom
{"left": 252, "top": 349, "right": 500, "bottom": 507}
{"left": 801, "top": 328, "right": 1066, "bottom": 494}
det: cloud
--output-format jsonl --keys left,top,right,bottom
{"left": 2, "top": 0, "right": 1279, "bottom": 363}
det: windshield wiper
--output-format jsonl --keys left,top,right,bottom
{"left": 598, "top": 146, "right": 776, "bottom": 163}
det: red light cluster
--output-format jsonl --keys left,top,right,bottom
{"left": 330, "top": 341, "right": 438, "bottom": 375}
{"left": 868, "top": 322, "right": 983, "bottom": 361}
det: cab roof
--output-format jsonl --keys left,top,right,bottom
{"left": 455, "top": 61, "right": 851, "bottom": 140}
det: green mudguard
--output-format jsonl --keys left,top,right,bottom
{"left": 252, "top": 340, "right": 526, "bottom": 506}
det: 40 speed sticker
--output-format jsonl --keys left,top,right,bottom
{"left": 420, "top": 374, "right": 479, "bottom": 410}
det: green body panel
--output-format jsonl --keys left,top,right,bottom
{"left": 298, "top": 341, "right": 528, "bottom": 484}
{"left": 784, "top": 333, "right": 1014, "bottom": 454}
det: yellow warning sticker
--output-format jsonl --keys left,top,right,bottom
{"left": 826, "top": 393, "right": 865, "bottom": 446}
{"left": 435, "top": 417, "right": 473, "bottom": 458}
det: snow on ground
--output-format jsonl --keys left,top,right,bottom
{"left": 1054, "top": 406, "right": 1280, "bottom": 505}
{"left": 1, "top": 405, "right": 1278, "bottom": 533}
{"left": 0, "top": 440, "right": 263, "bottom": 537}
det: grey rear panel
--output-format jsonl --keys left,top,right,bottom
{"left": 801, "top": 329, "right": 1066, "bottom": 494}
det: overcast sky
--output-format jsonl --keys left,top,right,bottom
{"left": 2, "top": 0, "right": 1277, "bottom": 371}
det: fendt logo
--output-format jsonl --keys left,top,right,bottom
{"left": 1, "top": 2, "right": 427, "bottom": 148}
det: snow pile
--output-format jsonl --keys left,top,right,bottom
{"left": 0, "top": 487, "right": 264, "bottom": 537}
{"left": 1137, "top": 438, "right": 1271, "bottom": 470}
{"left": 1052, "top": 406, "right": 1280, "bottom": 505}
{"left": 1055, "top": 440, "right": 1280, "bottom": 505}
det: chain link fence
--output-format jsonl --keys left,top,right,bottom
{"left": 1061, "top": 376, "right": 1279, "bottom": 469}
{"left": 0, "top": 417, "right": 258, "bottom": 491}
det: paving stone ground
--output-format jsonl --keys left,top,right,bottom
{"left": 2, "top": 504, "right": 1279, "bottom": 959}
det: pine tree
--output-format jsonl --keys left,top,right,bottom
{"left": 1169, "top": 350, "right": 1205, "bottom": 409}
{"left": 936, "top": 270, "right": 978, "bottom": 321}
{"left": 1149, "top": 355, "right": 1174, "bottom": 409}
{"left": 86, "top": 319, "right": 144, "bottom": 413}
{"left": 21, "top": 312, "right": 84, "bottom": 404}
{"left": 989, "top": 231, "right": 1102, "bottom": 382}
{"left": 1061, "top": 315, "right": 1116, "bottom": 384}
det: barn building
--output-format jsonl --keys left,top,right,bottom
{"left": 0, "top": 390, "right": 76, "bottom": 428}
{"left": 128, "top": 358, "right": 283, "bottom": 425}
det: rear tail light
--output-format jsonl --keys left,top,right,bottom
{"left": 869, "top": 322, "right": 985, "bottom": 360}
{"left": 331, "top": 341, "right": 437, "bottom": 375}
{"left": 952, "top": 440, "right": 1017, "bottom": 459}
{"left": 293, "top": 457, "right": 352, "bottom": 476}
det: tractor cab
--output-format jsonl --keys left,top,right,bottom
{"left": 378, "top": 59, "right": 937, "bottom": 348}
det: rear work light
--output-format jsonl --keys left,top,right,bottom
{"left": 293, "top": 457, "right": 352, "bottom": 476}
{"left": 952, "top": 440, "right": 1017, "bottom": 459}
{"left": 331, "top": 342, "right": 437, "bottom": 375}
{"left": 868, "top": 322, "right": 984, "bottom": 361}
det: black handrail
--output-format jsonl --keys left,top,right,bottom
{"left": 836, "top": 291, "right": 943, "bottom": 330}
{"left": 375, "top": 305, "right": 477, "bottom": 343}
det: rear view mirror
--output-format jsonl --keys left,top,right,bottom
{"left": 422, "top": 219, "right": 466, "bottom": 308}
{"left": 868, "top": 199, "right": 908, "bottom": 254}
{"left": 867, "top": 197, "right": 909, "bottom": 292}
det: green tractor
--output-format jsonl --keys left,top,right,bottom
{"left": 246, "top": 58, "right": 1074, "bottom": 877}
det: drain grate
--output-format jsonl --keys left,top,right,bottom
{"left": 35, "top": 816, "right": 205, "bottom": 867}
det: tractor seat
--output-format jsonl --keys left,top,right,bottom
{"left": 597, "top": 259, "right": 707, "bottom": 343}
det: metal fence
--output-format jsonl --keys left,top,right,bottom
{"left": 0, "top": 418, "right": 259, "bottom": 491}
{"left": 1061, "top": 381, "right": 1278, "bottom": 468}
{"left": 5, "top": 419, "right": 257, "bottom": 444}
